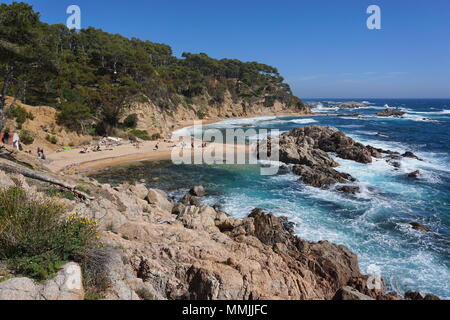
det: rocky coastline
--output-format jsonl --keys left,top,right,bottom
{"left": 0, "top": 125, "right": 440, "bottom": 300}
{"left": 259, "top": 125, "right": 423, "bottom": 193}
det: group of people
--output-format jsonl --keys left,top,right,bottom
{"left": 1, "top": 131, "right": 20, "bottom": 151}
{"left": 80, "top": 145, "right": 103, "bottom": 154}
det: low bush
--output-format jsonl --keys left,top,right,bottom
{"left": 45, "top": 135, "right": 58, "bottom": 144}
{"left": 0, "top": 187, "right": 99, "bottom": 281}
{"left": 44, "top": 187, "right": 75, "bottom": 201}
{"left": 129, "top": 129, "right": 150, "bottom": 141}
{"left": 20, "top": 130, "right": 34, "bottom": 145}
{"left": 6, "top": 105, "right": 34, "bottom": 129}
{"left": 123, "top": 114, "right": 138, "bottom": 129}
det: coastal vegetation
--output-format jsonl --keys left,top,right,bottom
{"left": 0, "top": 2, "right": 305, "bottom": 136}
{"left": 0, "top": 186, "right": 100, "bottom": 281}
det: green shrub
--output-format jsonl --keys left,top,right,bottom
{"left": 123, "top": 114, "right": 138, "bottom": 129}
{"left": 46, "top": 135, "right": 58, "bottom": 144}
{"left": 44, "top": 187, "right": 75, "bottom": 201}
{"left": 6, "top": 105, "right": 34, "bottom": 129}
{"left": 76, "top": 185, "right": 91, "bottom": 195}
{"left": 129, "top": 129, "right": 150, "bottom": 141}
{"left": 0, "top": 187, "right": 99, "bottom": 281}
{"left": 197, "top": 109, "right": 208, "bottom": 120}
{"left": 20, "top": 130, "right": 34, "bottom": 145}
{"left": 57, "top": 102, "right": 92, "bottom": 132}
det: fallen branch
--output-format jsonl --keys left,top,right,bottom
{"left": 0, "top": 162, "right": 95, "bottom": 200}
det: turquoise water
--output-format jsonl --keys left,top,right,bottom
{"left": 93, "top": 99, "right": 450, "bottom": 298}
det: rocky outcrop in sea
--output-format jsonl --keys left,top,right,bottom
{"left": 259, "top": 125, "right": 423, "bottom": 193}
{"left": 376, "top": 108, "right": 406, "bottom": 117}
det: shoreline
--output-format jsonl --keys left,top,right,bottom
{"left": 45, "top": 111, "right": 309, "bottom": 174}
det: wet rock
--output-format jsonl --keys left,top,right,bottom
{"left": 336, "top": 102, "right": 367, "bottom": 109}
{"left": 424, "top": 294, "right": 440, "bottom": 300}
{"left": 402, "top": 151, "right": 423, "bottom": 161}
{"left": 405, "top": 291, "right": 423, "bottom": 300}
{"left": 407, "top": 170, "right": 421, "bottom": 179}
{"left": 337, "top": 185, "right": 360, "bottom": 194}
{"left": 333, "top": 286, "right": 375, "bottom": 300}
{"left": 366, "top": 146, "right": 382, "bottom": 158}
{"left": 390, "top": 160, "right": 401, "bottom": 169}
{"left": 408, "top": 222, "right": 433, "bottom": 232}
{"left": 189, "top": 185, "right": 206, "bottom": 197}
{"left": 376, "top": 108, "right": 405, "bottom": 117}
{"left": 293, "top": 165, "right": 355, "bottom": 188}
{"left": 337, "top": 146, "right": 372, "bottom": 164}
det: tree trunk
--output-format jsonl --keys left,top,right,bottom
{"left": 0, "top": 162, "right": 95, "bottom": 200}
{"left": 0, "top": 67, "right": 14, "bottom": 131}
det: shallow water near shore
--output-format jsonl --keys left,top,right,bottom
{"left": 92, "top": 98, "right": 450, "bottom": 298}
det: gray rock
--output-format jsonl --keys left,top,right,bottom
{"left": 333, "top": 286, "right": 375, "bottom": 300}
{"left": 376, "top": 108, "right": 405, "bottom": 117}
{"left": 189, "top": 185, "right": 206, "bottom": 197}
{"left": 0, "top": 263, "right": 84, "bottom": 300}
{"left": 407, "top": 170, "right": 421, "bottom": 179}
{"left": 336, "top": 101, "right": 367, "bottom": 109}
{"left": 0, "top": 278, "right": 40, "bottom": 300}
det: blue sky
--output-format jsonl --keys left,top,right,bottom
{"left": 4, "top": 0, "right": 450, "bottom": 98}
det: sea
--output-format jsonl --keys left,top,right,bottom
{"left": 92, "top": 98, "right": 450, "bottom": 298}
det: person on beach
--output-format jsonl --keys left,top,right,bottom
{"left": 37, "top": 147, "right": 46, "bottom": 160}
{"left": 154, "top": 142, "right": 159, "bottom": 151}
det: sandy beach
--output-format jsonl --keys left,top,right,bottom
{"left": 45, "top": 113, "right": 307, "bottom": 174}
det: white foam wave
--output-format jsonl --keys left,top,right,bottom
{"left": 213, "top": 116, "right": 277, "bottom": 128}
{"left": 290, "top": 118, "right": 318, "bottom": 124}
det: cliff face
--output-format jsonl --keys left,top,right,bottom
{"left": 126, "top": 92, "right": 311, "bottom": 137}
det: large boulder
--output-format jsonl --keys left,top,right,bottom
{"left": 146, "top": 189, "right": 173, "bottom": 212}
{"left": 176, "top": 205, "right": 220, "bottom": 232}
{"left": 129, "top": 183, "right": 149, "bottom": 200}
{"left": 0, "top": 278, "right": 40, "bottom": 300}
{"left": 40, "top": 262, "right": 84, "bottom": 300}
{"left": 189, "top": 186, "right": 206, "bottom": 197}
{"left": 292, "top": 165, "right": 355, "bottom": 188}
{"left": 0, "top": 263, "right": 84, "bottom": 300}
{"left": 276, "top": 126, "right": 376, "bottom": 166}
